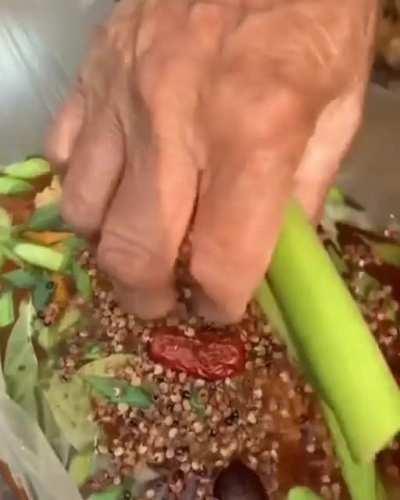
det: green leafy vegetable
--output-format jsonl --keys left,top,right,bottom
{"left": 72, "top": 260, "right": 92, "bottom": 300}
{"left": 287, "top": 487, "right": 322, "bottom": 500}
{"left": 2, "top": 269, "right": 39, "bottom": 288}
{"left": 85, "top": 376, "right": 153, "bottom": 409}
{"left": 12, "top": 242, "right": 69, "bottom": 271}
{"left": 268, "top": 200, "right": 400, "bottom": 462}
{"left": 0, "top": 289, "right": 14, "bottom": 328}
{"left": 3, "top": 158, "right": 51, "bottom": 179}
{"left": 0, "top": 176, "right": 34, "bottom": 195}
{"left": 3, "top": 300, "right": 38, "bottom": 418}
{"left": 28, "top": 202, "right": 65, "bottom": 231}
{"left": 69, "top": 449, "right": 94, "bottom": 487}
{"left": 45, "top": 374, "right": 98, "bottom": 451}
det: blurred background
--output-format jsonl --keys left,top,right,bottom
{"left": 0, "top": 0, "right": 399, "bottom": 224}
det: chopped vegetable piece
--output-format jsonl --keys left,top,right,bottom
{"left": 268, "top": 200, "right": 400, "bottom": 462}
{"left": 23, "top": 230, "right": 73, "bottom": 246}
{"left": 78, "top": 354, "right": 135, "bottom": 378}
{"left": 57, "top": 306, "right": 81, "bottom": 333}
{"left": 32, "top": 278, "right": 55, "bottom": 312}
{"left": 69, "top": 449, "right": 94, "bottom": 487}
{"left": 89, "top": 485, "right": 124, "bottom": 500}
{"left": 52, "top": 273, "right": 71, "bottom": 308}
{"left": 2, "top": 269, "right": 39, "bottom": 289}
{"left": 3, "top": 301, "right": 38, "bottom": 418}
{"left": 72, "top": 260, "right": 92, "bottom": 300}
{"left": 0, "top": 207, "right": 11, "bottom": 242}
{"left": 34, "top": 175, "right": 62, "bottom": 208}
{"left": 0, "top": 290, "right": 14, "bottom": 328}
{"left": 85, "top": 376, "right": 153, "bottom": 408}
{"left": 287, "top": 487, "right": 322, "bottom": 500}
{"left": 45, "top": 374, "right": 98, "bottom": 451}
{"left": 28, "top": 202, "right": 65, "bottom": 231}
{"left": 0, "top": 176, "right": 33, "bottom": 195}
{"left": 12, "top": 242, "right": 68, "bottom": 271}
{"left": 190, "top": 390, "right": 206, "bottom": 418}
{"left": 3, "top": 158, "right": 50, "bottom": 179}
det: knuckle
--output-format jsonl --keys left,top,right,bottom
{"left": 98, "top": 231, "right": 170, "bottom": 288}
{"left": 61, "top": 195, "right": 99, "bottom": 236}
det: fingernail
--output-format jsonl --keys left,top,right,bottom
{"left": 191, "top": 285, "right": 245, "bottom": 325}
{"left": 114, "top": 282, "right": 177, "bottom": 320}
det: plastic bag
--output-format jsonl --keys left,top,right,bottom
{"left": 0, "top": 0, "right": 113, "bottom": 164}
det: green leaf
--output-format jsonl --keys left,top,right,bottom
{"left": 85, "top": 376, "right": 153, "bottom": 409}
{"left": 190, "top": 390, "right": 206, "bottom": 418}
{"left": 72, "top": 260, "right": 92, "bottom": 300}
{"left": 45, "top": 374, "right": 98, "bottom": 451}
{"left": 0, "top": 176, "right": 34, "bottom": 195}
{"left": 28, "top": 202, "right": 65, "bottom": 231}
{"left": 287, "top": 487, "right": 322, "bottom": 500}
{"left": 90, "top": 485, "right": 124, "bottom": 500}
{"left": 12, "top": 242, "right": 68, "bottom": 271}
{"left": 3, "top": 300, "right": 38, "bottom": 418}
{"left": 0, "top": 289, "right": 14, "bottom": 328}
{"left": 2, "top": 269, "right": 40, "bottom": 289}
{"left": 3, "top": 158, "right": 51, "bottom": 179}
{"left": 69, "top": 449, "right": 94, "bottom": 487}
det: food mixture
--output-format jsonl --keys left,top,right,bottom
{"left": 0, "top": 159, "right": 400, "bottom": 500}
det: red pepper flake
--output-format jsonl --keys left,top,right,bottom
{"left": 148, "top": 327, "right": 247, "bottom": 381}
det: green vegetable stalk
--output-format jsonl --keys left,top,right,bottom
{"left": 257, "top": 281, "right": 387, "bottom": 500}
{"left": 266, "top": 200, "right": 400, "bottom": 462}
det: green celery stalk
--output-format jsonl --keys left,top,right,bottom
{"left": 3, "top": 158, "right": 50, "bottom": 179}
{"left": 0, "top": 176, "right": 33, "bottom": 195}
{"left": 256, "top": 281, "right": 388, "bottom": 500}
{"left": 267, "top": 200, "right": 400, "bottom": 462}
{"left": 12, "top": 242, "right": 68, "bottom": 272}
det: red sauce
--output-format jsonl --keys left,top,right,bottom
{"left": 149, "top": 327, "right": 247, "bottom": 380}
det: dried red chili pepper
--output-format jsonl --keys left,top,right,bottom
{"left": 148, "top": 327, "right": 246, "bottom": 380}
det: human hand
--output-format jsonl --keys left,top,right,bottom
{"left": 46, "top": 0, "right": 378, "bottom": 323}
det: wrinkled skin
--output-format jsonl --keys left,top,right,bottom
{"left": 46, "top": 0, "right": 378, "bottom": 323}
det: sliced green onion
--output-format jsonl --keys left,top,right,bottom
{"left": 12, "top": 242, "right": 68, "bottom": 271}
{"left": 28, "top": 202, "right": 65, "bottom": 231}
{"left": 2, "top": 269, "right": 39, "bottom": 289}
{"left": 268, "top": 200, "right": 400, "bottom": 462}
{"left": 365, "top": 239, "right": 400, "bottom": 267}
{"left": 287, "top": 487, "right": 322, "bottom": 500}
{"left": 90, "top": 485, "right": 124, "bottom": 500}
{"left": 72, "top": 261, "right": 92, "bottom": 300}
{"left": 3, "top": 158, "right": 50, "bottom": 179}
{"left": 0, "top": 289, "right": 14, "bottom": 328}
{"left": 0, "top": 176, "right": 33, "bottom": 195}
{"left": 85, "top": 376, "right": 153, "bottom": 409}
